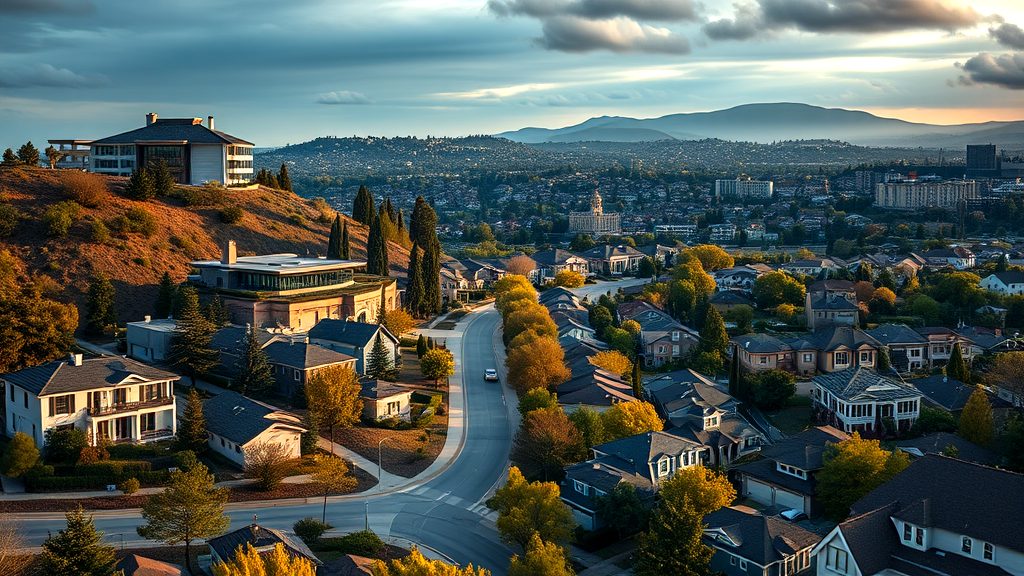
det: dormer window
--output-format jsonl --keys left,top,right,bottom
{"left": 903, "top": 523, "right": 912, "bottom": 541}
{"left": 984, "top": 542, "right": 994, "bottom": 561}
{"left": 705, "top": 416, "right": 719, "bottom": 429}
{"left": 916, "top": 527, "right": 924, "bottom": 546}
{"left": 658, "top": 458, "right": 670, "bottom": 477}
{"left": 573, "top": 480, "right": 588, "bottom": 495}
{"left": 962, "top": 537, "right": 972, "bottom": 554}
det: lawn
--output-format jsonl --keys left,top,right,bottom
{"left": 332, "top": 405, "right": 448, "bottom": 478}
{"left": 765, "top": 396, "right": 813, "bottom": 436}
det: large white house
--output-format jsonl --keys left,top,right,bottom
{"left": 3, "top": 354, "right": 179, "bottom": 448}
{"left": 202, "top": 391, "right": 305, "bottom": 468}
{"left": 980, "top": 271, "right": 1024, "bottom": 295}
{"left": 812, "top": 367, "right": 921, "bottom": 435}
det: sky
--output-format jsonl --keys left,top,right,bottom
{"left": 1, "top": 0, "right": 1023, "bottom": 147}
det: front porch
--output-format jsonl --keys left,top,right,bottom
{"left": 88, "top": 407, "right": 176, "bottom": 445}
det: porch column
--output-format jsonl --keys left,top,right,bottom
{"left": 91, "top": 420, "right": 97, "bottom": 447}
{"left": 135, "top": 414, "right": 141, "bottom": 442}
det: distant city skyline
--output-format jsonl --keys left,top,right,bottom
{"left": 1, "top": 0, "right": 1023, "bottom": 147}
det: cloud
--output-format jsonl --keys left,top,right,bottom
{"left": 0, "top": 63, "right": 104, "bottom": 88}
{"left": 990, "top": 23, "right": 1024, "bottom": 49}
{"left": 488, "top": 0, "right": 697, "bottom": 21}
{"left": 539, "top": 16, "right": 690, "bottom": 53}
{"left": 703, "top": 3, "right": 762, "bottom": 40}
{"left": 316, "top": 91, "right": 372, "bottom": 105}
{"left": 957, "top": 52, "right": 1024, "bottom": 89}
{"left": 0, "top": 0, "right": 93, "bottom": 14}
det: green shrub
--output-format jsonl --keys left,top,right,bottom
{"left": 219, "top": 205, "right": 244, "bottom": 224}
{"left": 89, "top": 219, "right": 111, "bottom": 243}
{"left": 333, "top": 530, "right": 385, "bottom": 557}
{"left": 43, "top": 427, "right": 88, "bottom": 464}
{"left": 106, "top": 442, "right": 162, "bottom": 460}
{"left": 75, "top": 460, "right": 152, "bottom": 476}
{"left": 175, "top": 449, "right": 198, "bottom": 471}
{"left": 107, "top": 207, "right": 157, "bottom": 238}
{"left": 42, "top": 200, "right": 81, "bottom": 237}
{"left": 293, "top": 517, "right": 332, "bottom": 544}
{"left": 0, "top": 203, "right": 21, "bottom": 236}
{"left": 119, "top": 477, "right": 140, "bottom": 495}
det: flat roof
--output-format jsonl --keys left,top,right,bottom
{"left": 191, "top": 253, "right": 367, "bottom": 275}
{"left": 48, "top": 139, "right": 93, "bottom": 145}
{"left": 126, "top": 318, "right": 179, "bottom": 332}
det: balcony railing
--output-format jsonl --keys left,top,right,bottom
{"left": 87, "top": 396, "right": 173, "bottom": 417}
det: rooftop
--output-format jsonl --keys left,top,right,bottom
{"left": 814, "top": 367, "right": 921, "bottom": 402}
{"left": 3, "top": 356, "right": 179, "bottom": 396}
{"left": 191, "top": 253, "right": 366, "bottom": 275}
{"left": 92, "top": 116, "right": 253, "bottom": 146}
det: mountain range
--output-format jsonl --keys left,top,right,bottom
{"left": 497, "top": 103, "right": 1024, "bottom": 149}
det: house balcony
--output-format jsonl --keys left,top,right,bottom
{"left": 87, "top": 397, "right": 173, "bottom": 417}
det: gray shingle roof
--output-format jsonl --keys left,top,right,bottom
{"left": 733, "top": 333, "right": 791, "bottom": 354}
{"left": 759, "top": 426, "right": 849, "bottom": 470}
{"left": 865, "top": 323, "right": 928, "bottom": 345}
{"left": 987, "top": 270, "right": 1024, "bottom": 285}
{"left": 813, "top": 367, "right": 920, "bottom": 402}
{"left": 580, "top": 244, "right": 644, "bottom": 259}
{"left": 262, "top": 341, "right": 354, "bottom": 370}
{"left": 895, "top": 433, "right": 1001, "bottom": 466}
{"left": 359, "top": 379, "right": 412, "bottom": 400}
{"left": 202, "top": 391, "right": 303, "bottom": 446}
{"left": 532, "top": 249, "right": 583, "bottom": 267}
{"left": 3, "top": 356, "right": 179, "bottom": 396}
{"left": 91, "top": 117, "right": 252, "bottom": 146}
{"left": 808, "top": 326, "right": 880, "bottom": 352}
{"left": 207, "top": 524, "right": 319, "bottom": 565}
{"left": 307, "top": 319, "right": 396, "bottom": 348}
{"left": 808, "top": 293, "right": 859, "bottom": 311}
{"left": 703, "top": 506, "right": 821, "bottom": 566}
{"left": 591, "top": 431, "right": 705, "bottom": 476}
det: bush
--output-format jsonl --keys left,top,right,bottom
{"left": 333, "top": 530, "right": 385, "bottom": 557}
{"left": 1, "top": 431, "right": 40, "bottom": 477}
{"left": 293, "top": 518, "right": 332, "bottom": 544}
{"left": 44, "top": 427, "right": 88, "bottom": 464}
{"left": 107, "top": 207, "right": 157, "bottom": 238}
{"left": 62, "top": 171, "right": 108, "bottom": 207}
{"left": 88, "top": 219, "right": 111, "bottom": 243}
{"left": 175, "top": 450, "right": 199, "bottom": 471}
{"left": 42, "top": 200, "right": 81, "bottom": 237}
{"left": 219, "top": 205, "right": 244, "bottom": 224}
{"left": 0, "top": 203, "right": 21, "bottom": 236}
{"left": 75, "top": 460, "right": 152, "bottom": 476}
{"left": 169, "top": 186, "right": 221, "bottom": 207}
{"left": 106, "top": 442, "right": 163, "bottom": 460}
{"left": 119, "top": 477, "right": 140, "bottom": 495}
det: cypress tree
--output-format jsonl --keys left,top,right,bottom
{"left": 17, "top": 141, "right": 40, "bottom": 166}
{"left": 178, "top": 387, "right": 208, "bottom": 453}
{"left": 341, "top": 220, "right": 350, "bottom": 259}
{"left": 352, "top": 185, "right": 375, "bottom": 225}
{"left": 699, "top": 306, "right": 729, "bottom": 357}
{"left": 631, "top": 359, "right": 643, "bottom": 398}
{"left": 151, "top": 159, "right": 176, "bottom": 196}
{"left": 396, "top": 208, "right": 409, "bottom": 245}
{"left": 235, "top": 324, "right": 274, "bottom": 396}
{"left": 365, "top": 333, "right": 394, "bottom": 380}
{"left": 409, "top": 195, "right": 438, "bottom": 248}
{"left": 38, "top": 506, "right": 117, "bottom": 574}
{"left": 406, "top": 241, "right": 424, "bottom": 316}
{"left": 171, "top": 286, "right": 219, "bottom": 385}
{"left": 946, "top": 343, "right": 970, "bottom": 383}
{"left": 416, "top": 334, "right": 427, "bottom": 358}
{"left": 278, "top": 163, "right": 293, "bottom": 192}
{"left": 377, "top": 286, "right": 388, "bottom": 324}
{"left": 383, "top": 197, "right": 397, "bottom": 225}
{"left": 728, "top": 343, "right": 743, "bottom": 399}
{"left": 85, "top": 274, "right": 117, "bottom": 336}
{"left": 156, "top": 272, "right": 177, "bottom": 319}
{"left": 421, "top": 240, "right": 441, "bottom": 315}
{"left": 877, "top": 346, "right": 892, "bottom": 374}
{"left": 268, "top": 172, "right": 280, "bottom": 189}
{"left": 366, "top": 213, "right": 389, "bottom": 276}
{"left": 378, "top": 204, "right": 396, "bottom": 243}
{"left": 327, "top": 214, "right": 343, "bottom": 259}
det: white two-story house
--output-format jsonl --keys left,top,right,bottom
{"left": 3, "top": 354, "right": 179, "bottom": 448}
{"left": 812, "top": 367, "right": 921, "bottom": 435}
{"left": 981, "top": 271, "right": 1024, "bottom": 295}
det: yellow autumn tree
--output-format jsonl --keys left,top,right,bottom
{"left": 590, "top": 350, "right": 633, "bottom": 378}
{"left": 211, "top": 542, "right": 316, "bottom": 576}
{"left": 553, "top": 270, "right": 585, "bottom": 288}
{"left": 602, "top": 401, "right": 663, "bottom": 441}
{"left": 371, "top": 547, "right": 490, "bottom": 576}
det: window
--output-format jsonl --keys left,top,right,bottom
{"left": 658, "top": 459, "right": 670, "bottom": 476}
{"left": 8, "top": 385, "right": 13, "bottom": 402}
{"left": 903, "top": 523, "right": 912, "bottom": 541}
{"left": 730, "top": 556, "right": 736, "bottom": 566}
{"left": 140, "top": 412, "right": 156, "bottom": 433}
{"left": 962, "top": 537, "right": 972, "bottom": 554}
{"left": 573, "top": 480, "right": 588, "bottom": 495}
{"left": 984, "top": 542, "right": 993, "bottom": 561}
{"left": 826, "top": 546, "right": 848, "bottom": 571}
{"left": 859, "top": 351, "right": 871, "bottom": 363}
{"left": 834, "top": 351, "right": 849, "bottom": 365}
{"left": 915, "top": 527, "right": 924, "bottom": 546}
{"left": 294, "top": 369, "right": 301, "bottom": 381}
{"left": 386, "top": 401, "right": 400, "bottom": 415}
{"left": 24, "top": 391, "right": 28, "bottom": 408}
{"left": 910, "top": 349, "right": 921, "bottom": 357}
{"left": 739, "top": 559, "right": 747, "bottom": 570}
{"left": 672, "top": 331, "right": 679, "bottom": 341}
{"left": 803, "top": 353, "right": 813, "bottom": 362}
{"left": 49, "top": 394, "right": 75, "bottom": 416}
{"left": 221, "top": 438, "right": 226, "bottom": 447}
{"left": 759, "top": 356, "right": 768, "bottom": 364}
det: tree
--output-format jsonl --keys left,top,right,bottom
{"left": 300, "top": 410, "right": 320, "bottom": 455}
{"left": 178, "top": 387, "right": 208, "bottom": 453}
{"left": 569, "top": 233, "right": 595, "bottom": 252}
{"left": 699, "top": 306, "right": 728, "bottom": 358}
{"left": 341, "top": 219, "right": 351, "bottom": 259}
{"left": 513, "top": 407, "right": 587, "bottom": 481}
{"left": 421, "top": 348, "right": 455, "bottom": 386}
{"left": 171, "top": 286, "right": 219, "bottom": 385}
{"left": 138, "top": 463, "right": 230, "bottom": 573}
{"left": 38, "top": 506, "right": 117, "bottom": 576}
{"left": 876, "top": 346, "right": 892, "bottom": 374}
{"left": 987, "top": 352, "right": 1024, "bottom": 408}
{"left": 409, "top": 195, "right": 439, "bottom": 248}
{"left": 311, "top": 454, "right": 357, "bottom": 523}
{"left": 233, "top": 324, "right": 274, "bottom": 396}
{"left": 634, "top": 466, "right": 735, "bottom": 576}
{"left": 752, "top": 271, "right": 805, "bottom": 309}
{"left": 595, "top": 483, "right": 650, "bottom": 538}
{"left": 0, "top": 519, "right": 31, "bottom": 576}
{"left": 1, "top": 431, "right": 39, "bottom": 477}
{"left": 685, "top": 244, "right": 734, "bottom": 271}
{"left": 383, "top": 308, "right": 414, "bottom": 337}
{"left": 911, "top": 406, "right": 957, "bottom": 435}
{"left": 125, "top": 167, "right": 156, "bottom": 200}
{"left": 151, "top": 159, "right": 175, "bottom": 196}
{"left": 213, "top": 542, "right": 315, "bottom": 576}
{"left": 278, "top": 163, "right": 293, "bottom": 192}
{"left": 416, "top": 334, "right": 428, "bottom": 358}
{"left": 406, "top": 242, "right": 424, "bottom": 316}
{"left": 205, "top": 294, "right": 229, "bottom": 326}
{"left": 0, "top": 274, "right": 78, "bottom": 374}
{"left": 671, "top": 256, "right": 716, "bottom": 301}
{"left": 602, "top": 401, "right": 663, "bottom": 441}
{"left": 367, "top": 333, "right": 396, "bottom": 380}
{"left": 817, "top": 433, "right": 910, "bottom": 520}
{"left": 16, "top": 142, "right": 39, "bottom": 166}
{"left": 603, "top": 327, "right": 637, "bottom": 359}
{"left": 590, "top": 350, "right": 632, "bottom": 379}
{"left": 45, "top": 144, "right": 62, "bottom": 168}
{"left": 1, "top": 148, "right": 18, "bottom": 165}
{"left": 505, "top": 337, "right": 570, "bottom": 395}
{"left": 155, "top": 271, "right": 177, "bottom": 319}
{"left": 84, "top": 274, "right": 116, "bottom": 336}
{"left": 518, "top": 388, "right": 558, "bottom": 416}
{"left": 44, "top": 427, "right": 88, "bottom": 464}
{"left": 422, "top": 240, "right": 442, "bottom": 315}
{"left": 327, "top": 214, "right": 343, "bottom": 259}
{"left": 505, "top": 254, "right": 537, "bottom": 277}
{"left": 493, "top": 466, "right": 576, "bottom": 549}
{"left": 508, "top": 532, "right": 574, "bottom": 576}
{"left": 946, "top": 343, "right": 971, "bottom": 383}
{"left": 243, "top": 441, "right": 292, "bottom": 490}
{"left": 959, "top": 387, "right": 993, "bottom": 446}
{"left": 367, "top": 213, "right": 389, "bottom": 276}
{"left": 746, "top": 369, "right": 796, "bottom": 410}
{"left": 371, "top": 547, "right": 490, "bottom": 576}
{"left": 306, "top": 365, "right": 362, "bottom": 449}
{"left": 504, "top": 304, "right": 558, "bottom": 344}
{"left": 553, "top": 269, "right": 584, "bottom": 288}
{"left": 353, "top": 185, "right": 375, "bottom": 225}
{"left": 638, "top": 256, "right": 658, "bottom": 278}
{"left": 868, "top": 287, "right": 897, "bottom": 315}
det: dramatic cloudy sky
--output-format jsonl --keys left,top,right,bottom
{"left": 2, "top": 0, "right": 1023, "bottom": 147}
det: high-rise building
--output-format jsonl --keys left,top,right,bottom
{"left": 715, "top": 178, "right": 773, "bottom": 199}
{"left": 966, "top": 144, "right": 998, "bottom": 174}
{"left": 569, "top": 189, "right": 621, "bottom": 236}
{"left": 875, "top": 179, "right": 978, "bottom": 210}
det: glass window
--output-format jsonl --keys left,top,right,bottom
{"left": 984, "top": 543, "right": 993, "bottom": 561}
{"left": 827, "top": 546, "right": 848, "bottom": 571}
{"left": 962, "top": 537, "right": 972, "bottom": 554}
{"left": 658, "top": 459, "right": 670, "bottom": 476}
{"left": 916, "top": 527, "right": 924, "bottom": 546}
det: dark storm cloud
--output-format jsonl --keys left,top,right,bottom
{"left": 990, "top": 23, "right": 1024, "bottom": 49}
{"left": 0, "top": 63, "right": 104, "bottom": 88}
{"left": 703, "top": 3, "right": 762, "bottom": 40}
{"left": 958, "top": 52, "right": 1024, "bottom": 89}
{"left": 0, "top": 0, "right": 93, "bottom": 14}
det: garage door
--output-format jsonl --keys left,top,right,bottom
{"left": 744, "top": 478, "right": 775, "bottom": 506}
{"left": 774, "top": 488, "right": 805, "bottom": 512}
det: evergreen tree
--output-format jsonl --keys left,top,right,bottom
{"left": 959, "top": 387, "right": 993, "bottom": 446}
{"left": 235, "top": 324, "right": 274, "bottom": 396}
{"left": 996, "top": 253, "right": 1009, "bottom": 273}
{"left": 205, "top": 294, "right": 229, "bottom": 326}
{"left": 341, "top": 220, "right": 350, "bottom": 259}
{"left": 406, "top": 242, "right": 424, "bottom": 316}
{"left": 396, "top": 207, "right": 409, "bottom": 245}
{"left": 268, "top": 171, "right": 280, "bottom": 189}
{"left": 631, "top": 359, "right": 643, "bottom": 398}
{"left": 84, "top": 274, "right": 117, "bottom": 336}
{"left": 45, "top": 144, "right": 61, "bottom": 168}
{"left": 300, "top": 411, "right": 320, "bottom": 456}
{"left": 366, "top": 333, "right": 394, "bottom": 380}
{"left": 352, "top": 185, "right": 375, "bottom": 225}
{"left": 125, "top": 167, "right": 156, "bottom": 200}
{"left": 384, "top": 197, "right": 397, "bottom": 226}
{"left": 178, "top": 387, "right": 208, "bottom": 453}
{"left": 278, "top": 163, "right": 292, "bottom": 192}
{"left": 946, "top": 343, "right": 970, "bottom": 383}
{"left": 699, "top": 306, "right": 729, "bottom": 357}
{"left": 39, "top": 506, "right": 117, "bottom": 575}
{"left": 416, "top": 334, "right": 427, "bottom": 358}
{"left": 16, "top": 141, "right": 40, "bottom": 166}
{"left": 155, "top": 271, "right": 177, "bottom": 319}
{"left": 378, "top": 204, "right": 397, "bottom": 243}
{"left": 151, "top": 159, "right": 176, "bottom": 196}
{"left": 409, "top": 195, "right": 438, "bottom": 248}
{"left": 171, "top": 286, "right": 219, "bottom": 385}
{"left": 421, "top": 240, "right": 441, "bottom": 315}
{"left": 728, "top": 343, "right": 742, "bottom": 398}
{"left": 367, "top": 213, "right": 389, "bottom": 276}
{"left": 377, "top": 286, "right": 388, "bottom": 324}
{"left": 877, "top": 346, "right": 892, "bottom": 374}
{"left": 2, "top": 148, "right": 20, "bottom": 165}
{"left": 327, "top": 214, "right": 343, "bottom": 259}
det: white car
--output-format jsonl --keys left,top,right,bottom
{"left": 484, "top": 369, "right": 499, "bottom": 382}
{"left": 780, "top": 509, "right": 808, "bottom": 522}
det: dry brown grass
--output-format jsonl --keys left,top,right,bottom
{"left": 60, "top": 170, "right": 109, "bottom": 208}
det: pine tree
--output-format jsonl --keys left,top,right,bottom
{"left": 125, "top": 167, "right": 156, "bottom": 200}
{"left": 421, "top": 239, "right": 441, "bottom": 315}
{"left": 45, "top": 144, "right": 61, "bottom": 168}
{"left": 2, "top": 148, "right": 19, "bottom": 165}
{"left": 877, "top": 346, "right": 892, "bottom": 374}
{"left": 171, "top": 286, "right": 219, "bottom": 385}
{"left": 327, "top": 214, "right": 343, "bottom": 259}
{"left": 631, "top": 359, "right": 643, "bottom": 398}
{"left": 85, "top": 274, "right": 116, "bottom": 336}
{"left": 178, "top": 387, "right": 208, "bottom": 453}
{"left": 352, "top": 185, "right": 375, "bottom": 225}
{"left": 406, "top": 241, "right": 424, "bottom": 316}
{"left": 300, "top": 411, "right": 320, "bottom": 456}
{"left": 946, "top": 343, "right": 970, "bottom": 383}
{"left": 39, "top": 506, "right": 117, "bottom": 575}
{"left": 205, "top": 294, "right": 229, "bottom": 326}
{"left": 367, "top": 213, "right": 389, "bottom": 276}
{"left": 378, "top": 204, "right": 396, "bottom": 243}
{"left": 341, "top": 220, "right": 350, "bottom": 259}
{"left": 151, "top": 159, "right": 176, "bottom": 196}
{"left": 234, "top": 324, "right": 274, "bottom": 396}
{"left": 366, "top": 333, "right": 394, "bottom": 380}
{"left": 278, "top": 163, "right": 292, "bottom": 192}
{"left": 416, "top": 334, "right": 427, "bottom": 358}
{"left": 728, "top": 343, "right": 742, "bottom": 398}
{"left": 996, "top": 253, "right": 1009, "bottom": 272}
{"left": 16, "top": 141, "right": 40, "bottom": 166}
{"left": 268, "top": 172, "right": 280, "bottom": 189}
{"left": 699, "top": 305, "right": 729, "bottom": 357}
{"left": 396, "top": 207, "right": 410, "bottom": 246}
{"left": 155, "top": 271, "right": 177, "bottom": 319}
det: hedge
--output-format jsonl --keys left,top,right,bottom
{"left": 25, "top": 470, "right": 169, "bottom": 492}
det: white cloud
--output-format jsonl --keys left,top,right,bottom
{"left": 316, "top": 90, "right": 373, "bottom": 105}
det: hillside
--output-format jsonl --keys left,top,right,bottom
{"left": 0, "top": 166, "right": 409, "bottom": 329}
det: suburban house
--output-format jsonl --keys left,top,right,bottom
{"left": 807, "top": 279, "right": 856, "bottom": 301}
{"left": 811, "top": 455, "right": 1024, "bottom": 576}
{"left": 981, "top": 270, "right": 1024, "bottom": 295}
{"left": 308, "top": 319, "right": 400, "bottom": 375}
{"left": 561, "top": 431, "right": 708, "bottom": 531}
{"left": 637, "top": 243, "right": 679, "bottom": 266}
{"left": 780, "top": 258, "right": 841, "bottom": 277}
{"left": 804, "top": 327, "right": 881, "bottom": 373}
{"left": 125, "top": 317, "right": 179, "bottom": 362}
{"left": 359, "top": 380, "right": 413, "bottom": 422}
{"left": 207, "top": 522, "right": 320, "bottom": 568}
{"left": 811, "top": 368, "right": 921, "bottom": 435}
{"left": 864, "top": 324, "right": 928, "bottom": 373}
{"left": 3, "top": 354, "right": 179, "bottom": 448}
{"left": 114, "top": 555, "right": 185, "bottom": 576}
{"left": 895, "top": 432, "right": 1001, "bottom": 466}
{"left": 558, "top": 340, "right": 636, "bottom": 411}
{"left": 733, "top": 333, "right": 796, "bottom": 373}
{"left": 202, "top": 391, "right": 306, "bottom": 468}
{"left": 909, "top": 374, "right": 1012, "bottom": 418}
{"left": 703, "top": 506, "right": 821, "bottom": 576}
{"left": 915, "top": 327, "right": 975, "bottom": 368}
{"left": 644, "top": 369, "right": 765, "bottom": 466}
{"left": 920, "top": 246, "right": 976, "bottom": 270}
{"left": 734, "top": 426, "right": 849, "bottom": 516}
{"left": 551, "top": 311, "right": 598, "bottom": 342}
{"left": 531, "top": 248, "right": 589, "bottom": 282}
{"left": 439, "top": 266, "right": 473, "bottom": 304}
{"left": 713, "top": 266, "right": 767, "bottom": 292}
{"left": 805, "top": 292, "right": 859, "bottom": 330}
{"left": 621, "top": 305, "right": 700, "bottom": 367}
{"left": 710, "top": 290, "right": 755, "bottom": 313}
{"left": 189, "top": 241, "right": 398, "bottom": 330}
{"left": 579, "top": 244, "right": 645, "bottom": 275}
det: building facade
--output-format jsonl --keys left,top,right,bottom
{"left": 569, "top": 190, "right": 620, "bottom": 236}
{"left": 874, "top": 179, "right": 978, "bottom": 210}
{"left": 715, "top": 178, "right": 774, "bottom": 199}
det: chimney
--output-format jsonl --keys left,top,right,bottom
{"left": 146, "top": 112, "right": 158, "bottom": 126}
{"left": 144, "top": 315, "right": 151, "bottom": 323}
{"left": 222, "top": 240, "right": 237, "bottom": 265}
{"left": 69, "top": 353, "right": 83, "bottom": 367}
{"left": 207, "top": 115, "right": 215, "bottom": 131}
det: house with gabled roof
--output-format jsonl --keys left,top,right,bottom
{"left": 805, "top": 292, "right": 859, "bottom": 330}
{"left": 864, "top": 323, "right": 928, "bottom": 373}
{"left": 703, "top": 506, "right": 821, "bottom": 576}
{"left": 733, "top": 333, "right": 796, "bottom": 373}
{"left": 579, "top": 244, "right": 645, "bottom": 275}
{"left": 980, "top": 270, "right": 1024, "bottom": 295}
{"left": 307, "top": 319, "right": 399, "bottom": 375}
{"left": 806, "top": 327, "right": 881, "bottom": 373}
{"left": 811, "top": 367, "right": 921, "bottom": 435}
{"left": 916, "top": 326, "right": 976, "bottom": 368}
{"left": 531, "top": 248, "right": 589, "bottom": 282}
{"left": 623, "top": 306, "right": 699, "bottom": 367}
{"left": 203, "top": 391, "right": 306, "bottom": 468}
{"left": 207, "top": 522, "right": 320, "bottom": 568}
{"left": 359, "top": 380, "right": 413, "bottom": 422}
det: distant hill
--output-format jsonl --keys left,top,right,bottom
{"left": 498, "top": 103, "right": 1024, "bottom": 148}
{"left": 0, "top": 166, "right": 409, "bottom": 329}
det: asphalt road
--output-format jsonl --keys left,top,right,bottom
{"left": 15, "top": 307, "right": 517, "bottom": 574}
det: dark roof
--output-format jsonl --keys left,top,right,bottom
{"left": 807, "top": 326, "right": 880, "bottom": 351}
{"left": 808, "top": 293, "right": 859, "bottom": 311}
{"left": 207, "top": 524, "right": 319, "bottom": 565}
{"left": 561, "top": 458, "right": 654, "bottom": 512}
{"left": 202, "top": 391, "right": 303, "bottom": 446}
{"left": 323, "top": 554, "right": 376, "bottom": 576}
{"left": 836, "top": 503, "right": 901, "bottom": 575}
{"left": 760, "top": 426, "right": 848, "bottom": 470}
{"left": 579, "top": 244, "right": 644, "bottom": 259}
{"left": 814, "top": 367, "right": 921, "bottom": 402}
{"left": 2, "top": 356, "right": 179, "bottom": 396}
{"left": 733, "top": 456, "right": 816, "bottom": 495}
{"left": 808, "top": 279, "right": 855, "bottom": 292}
{"left": 909, "top": 375, "right": 982, "bottom": 412}
{"left": 308, "top": 319, "right": 396, "bottom": 348}
{"left": 851, "top": 454, "right": 1024, "bottom": 552}
{"left": 592, "top": 431, "right": 705, "bottom": 476}
{"left": 733, "top": 333, "right": 791, "bottom": 354}
{"left": 888, "top": 545, "right": 1014, "bottom": 576}
{"left": 986, "top": 270, "right": 1024, "bottom": 285}
{"left": 895, "top": 433, "right": 1001, "bottom": 466}
{"left": 532, "top": 249, "right": 584, "bottom": 266}
{"left": 114, "top": 555, "right": 184, "bottom": 576}
{"left": 359, "top": 379, "right": 412, "bottom": 400}
{"left": 262, "top": 341, "right": 355, "bottom": 370}
{"left": 703, "top": 507, "right": 821, "bottom": 565}
{"left": 865, "top": 323, "right": 928, "bottom": 345}
{"left": 212, "top": 326, "right": 276, "bottom": 353}
{"left": 91, "top": 117, "right": 252, "bottom": 146}
{"left": 709, "top": 291, "right": 753, "bottom": 306}
{"left": 538, "top": 286, "right": 578, "bottom": 304}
